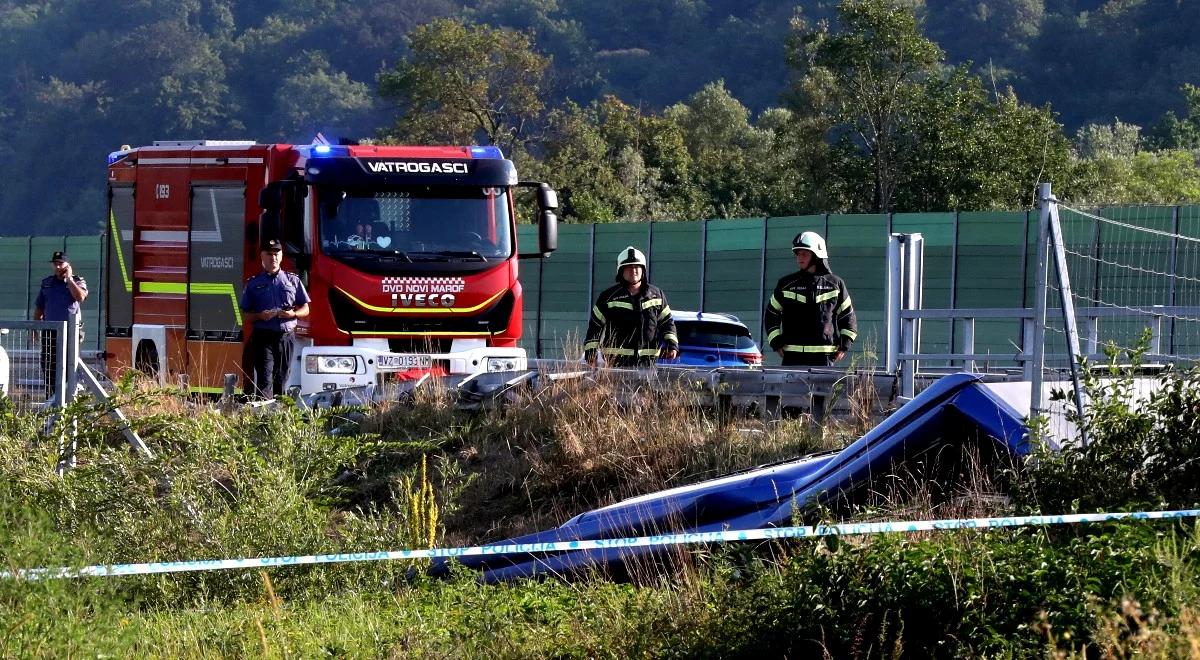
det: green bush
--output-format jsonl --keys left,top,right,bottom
{"left": 1014, "top": 340, "right": 1200, "bottom": 514}
{"left": 666, "top": 521, "right": 1196, "bottom": 658}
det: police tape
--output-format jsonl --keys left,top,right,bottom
{"left": 5, "top": 509, "right": 1199, "bottom": 581}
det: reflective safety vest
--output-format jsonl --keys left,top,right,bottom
{"left": 584, "top": 282, "right": 678, "bottom": 367}
{"left": 764, "top": 269, "right": 857, "bottom": 356}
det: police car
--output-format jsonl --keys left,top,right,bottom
{"left": 659, "top": 311, "right": 762, "bottom": 368}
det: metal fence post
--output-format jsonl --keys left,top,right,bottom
{"left": 699, "top": 219, "right": 708, "bottom": 310}
{"left": 1168, "top": 205, "right": 1180, "bottom": 355}
{"left": 1150, "top": 308, "right": 1163, "bottom": 356}
{"left": 962, "top": 317, "right": 975, "bottom": 373}
{"left": 54, "top": 320, "right": 67, "bottom": 409}
{"left": 535, "top": 251, "right": 544, "bottom": 359}
{"left": 900, "top": 233, "right": 924, "bottom": 399}
{"left": 95, "top": 233, "right": 105, "bottom": 351}
{"left": 645, "top": 221, "right": 653, "bottom": 270}
{"left": 949, "top": 211, "right": 960, "bottom": 366}
{"left": 56, "top": 312, "right": 81, "bottom": 475}
{"left": 885, "top": 234, "right": 902, "bottom": 374}
{"left": 1046, "top": 186, "right": 1090, "bottom": 446}
{"left": 758, "top": 217, "right": 768, "bottom": 349}
{"left": 909, "top": 233, "right": 925, "bottom": 358}
{"left": 587, "top": 223, "right": 596, "bottom": 316}
{"left": 66, "top": 312, "right": 79, "bottom": 403}
{"left": 1022, "top": 318, "right": 1036, "bottom": 382}
{"left": 25, "top": 236, "right": 33, "bottom": 319}
{"left": 1031, "top": 184, "right": 1052, "bottom": 416}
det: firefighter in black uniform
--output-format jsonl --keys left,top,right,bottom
{"left": 765, "top": 231, "right": 857, "bottom": 366}
{"left": 584, "top": 246, "right": 679, "bottom": 368}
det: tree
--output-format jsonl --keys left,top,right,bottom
{"left": 665, "top": 81, "right": 805, "bottom": 217}
{"left": 1070, "top": 116, "right": 1200, "bottom": 205}
{"left": 377, "top": 19, "right": 550, "bottom": 152}
{"left": 898, "top": 69, "right": 1073, "bottom": 211}
{"left": 272, "top": 51, "right": 375, "bottom": 140}
{"left": 467, "top": 0, "right": 601, "bottom": 100}
{"left": 1075, "top": 120, "right": 1142, "bottom": 160}
{"left": 1148, "top": 84, "right": 1200, "bottom": 151}
{"left": 535, "top": 95, "right": 701, "bottom": 222}
{"left": 924, "top": 0, "right": 1046, "bottom": 64}
{"left": 788, "top": 0, "right": 943, "bottom": 211}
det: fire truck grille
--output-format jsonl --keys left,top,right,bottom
{"left": 329, "top": 289, "right": 515, "bottom": 336}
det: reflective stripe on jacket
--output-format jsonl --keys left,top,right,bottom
{"left": 764, "top": 270, "right": 856, "bottom": 355}
{"left": 584, "top": 282, "right": 678, "bottom": 366}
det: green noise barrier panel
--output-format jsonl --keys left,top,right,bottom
{"left": 955, "top": 211, "right": 1030, "bottom": 362}
{"left": 2, "top": 235, "right": 104, "bottom": 351}
{"left": 13, "top": 205, "right": 1200, "bottom": 364}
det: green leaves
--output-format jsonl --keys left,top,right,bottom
{"left": 787, "top": 0, "right": 1075, "bottom": 213}
{"left": 377, "top": 19, "right": 550, "bottom": 151}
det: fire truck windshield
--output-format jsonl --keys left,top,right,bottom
{"left": 318, "top": 186, "right": 512, "bottom": 261}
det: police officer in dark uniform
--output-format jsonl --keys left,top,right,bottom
{"left": 583, "top": 246, "right": 679, "bottom": 368}
{"left": 34, "top": 251, "right": 88, "bottom": 396}
{"left": 239, "top": 239, "right": 310, "bottom": 397}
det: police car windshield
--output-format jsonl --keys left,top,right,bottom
{"left": 318, "top": 186, "right": 512, "bottom": 259}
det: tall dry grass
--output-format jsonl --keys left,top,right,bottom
{"left": 349, "top": 363, "right": 848, "bottom": 546}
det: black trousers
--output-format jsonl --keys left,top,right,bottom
{"left": 780, "top": 352, "right": 835, "bottom": 368}
{"left": 248, "top": 329, "right": 294, "bottom": 397}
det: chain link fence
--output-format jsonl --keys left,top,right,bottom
{"left": 0, "top": 317, "right": 81, "bottom": 415}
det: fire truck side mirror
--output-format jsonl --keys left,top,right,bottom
{"left": 259, "top": 208, "right": 283, "bottom": 246}
{"left": 259, "top": 183, "right": 283, "bottom": 210}
{"left": 256, "top": 183, "right": 282, "bottom": 246}
{"left": 537, "top": 185, "right": 559, "bottom": 211}
{"left": 537, "top": 184, "right": 558, "bottom": 253}
{"left": 518, "top": 182, "right": 559, "bottom": 257}
{"left": 538, "top": 209, "right": 557, "bottom": 254}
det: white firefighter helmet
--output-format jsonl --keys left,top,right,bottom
{"left": 791, "top": 231, "right": 828, "bottom": 259}
{"left": 616, "top": 246, "right": 648, "bottom": 273}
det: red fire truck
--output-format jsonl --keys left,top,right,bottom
{"left": 105, "top": 140, "right": 557, "bottom": 394}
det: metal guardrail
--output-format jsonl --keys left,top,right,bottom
{"left": 896, "top": 307, "right": 1200, "bottom": 364}
{"left": 886, "top": 223, "right": 1200, "bottom": 408}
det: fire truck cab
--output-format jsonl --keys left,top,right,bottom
{"left": 105, "top": 140, "right": 557, "bottom": 395}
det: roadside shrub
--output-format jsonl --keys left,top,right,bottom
{"left": 1014, "top": 341, "right": 1200, "bottom": 514}
{"left": 668, "top": 521, "right": 1195, "bottom": 658}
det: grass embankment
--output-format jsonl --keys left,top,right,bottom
{"left": 2, "top": 364, "right": 1199, "bottom": 657}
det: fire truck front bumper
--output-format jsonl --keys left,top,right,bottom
{"left": 297, "top": 345, "right": 528, "bottom": 395}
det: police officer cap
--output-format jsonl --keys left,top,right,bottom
{"left": 50, "top": 251, "right": 69, "bottom": 262}
{"left": 262, "top": 239, "right": 283, "bottom": 252}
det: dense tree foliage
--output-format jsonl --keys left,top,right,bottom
{"left": 789, "top": 0, "right": 945, "bottom": 211}
{"left": 378, "top": 19, "right": 549, "bottom": 151}
{"left": 0, "top": 0, "right": 1197, "bottom": 234}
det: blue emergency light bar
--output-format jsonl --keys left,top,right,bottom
{"left": 303, "top": 143, "right": 350, "bottom": 158}
{"left": 470, "top": 145, "right": 504, "bottom": 159}
{"left": 107, "top": 149, "right": 131, "bottom": 165}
